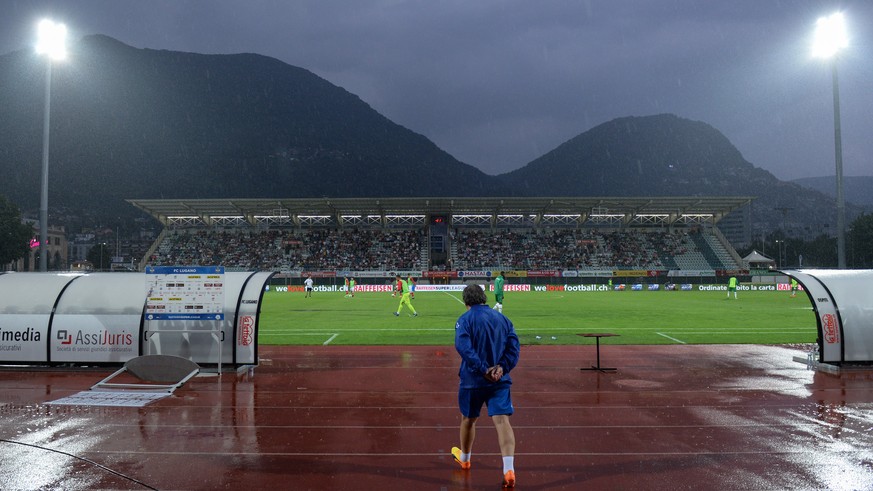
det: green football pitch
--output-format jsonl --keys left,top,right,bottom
{"left": 257, "top": 289, "right": 817, "bottom": 346}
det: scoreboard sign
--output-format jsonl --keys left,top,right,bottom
{"left": 145, "top": 266, "right": 225, "bottom": 321}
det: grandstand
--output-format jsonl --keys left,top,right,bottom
{"left": 130, "top": 196, "right": 753, "bottom": 279}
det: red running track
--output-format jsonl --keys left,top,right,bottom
{"left": 2, "top": 344, "right": 873, "bottom": 490}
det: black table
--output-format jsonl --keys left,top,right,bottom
{"left": 577, "top": 333, "right": 619, "bottom": 373}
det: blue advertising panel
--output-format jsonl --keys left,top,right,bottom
{"left": 145, "top": 266, "right": 225, "bottom": 321}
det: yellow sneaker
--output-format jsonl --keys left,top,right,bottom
{"left": 451, "top": 447, "right": 470, "bottom": 469}
{"left": 502, "top": 470, "right": 516, "bottom": 488}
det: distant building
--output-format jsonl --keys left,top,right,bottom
{"left": 12, "top": 219, "right": 68, "bottom": 271}
{"left": 718, "top": 205, "right": 752, "bottom": 248}
{"left": 69, "top": 233, "right": 96, "bottom": 265}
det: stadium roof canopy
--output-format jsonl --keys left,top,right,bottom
{"left": 128, "top": 196, "right": 754, "bottom": 229}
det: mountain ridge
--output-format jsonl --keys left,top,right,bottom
{"left": 792, "top": 176, "right": 873, "bottom": 208}
{"left": 0, "top": 36, "right": 854, "bottom": 240}
{"left": 499, "top": 114, "right": 852, "bottom": 238}
{"left": 0, "top": 35, "right": 499, "bottom": 215}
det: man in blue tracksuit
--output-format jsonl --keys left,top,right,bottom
{"left": 451, "top": 284, "right": 520, "bottom": 488}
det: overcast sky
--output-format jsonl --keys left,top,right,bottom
{"left": 2, "top": 0, "right": 871, "bottom": 180}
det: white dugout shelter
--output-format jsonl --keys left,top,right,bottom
{"left": 786, "top": 269, "right": 873, "bottom": 366}
{"left": 0, "top": 270, "right": 273, "bottom": 369}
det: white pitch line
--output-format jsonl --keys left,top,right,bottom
{"left": 259, "top": 327, "right": 811, "bottom": 334}
{"left": 656, "top": 332, "right": 686, "bottom": 344}
{"left": 442, "top": 291, "right": 465, "bottom": 305}
{"left": 654, "top": 330, "right": 811, "bottom": 334}
{"left": 259, "top": 332, "right": 340, "bottom": 336}
{"left": 323, "top": 334, "right": 339, "bottom": 345}
{"left": 259, "top": 328, "right": 454, "bottom": 334}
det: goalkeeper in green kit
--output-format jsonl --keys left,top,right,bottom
{"left": 393, "top": 274, "right": 418, "bottom": 317}
{"left": 492, "top": 272, "right": 505, "bottom": 313}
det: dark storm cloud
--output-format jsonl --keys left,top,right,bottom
{"left": 2, "top": 0, "right": 871, "bottom": 179}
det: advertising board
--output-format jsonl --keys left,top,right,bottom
{"left": 0, "top": 314, "right": 50, "bottom": 362}
{"left": 235, "top": 271, "right": 274, "bottom": 365}
{"left": 50, "top": 314, "right": 139, "bottom": 363}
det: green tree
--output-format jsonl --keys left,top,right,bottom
{"left": 849, "top": 213, "right": 873, "bottom": 268}
{"left": 0, "top": 195, "right": 34, "bottom": 267}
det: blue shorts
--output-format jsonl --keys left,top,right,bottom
{"left": 458, "top": 384, "right": 513, "bottom": 418}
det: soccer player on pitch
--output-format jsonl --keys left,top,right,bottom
{"left": 392, "top": 275, "right": 403, "bottom": 297}
{"left": 492, "top": 272, "right": 505, "bottom": 313}
{"left": 393, "top": 274, "right": 417, "bottom": 317}
{"left": 304, "top": 275, "right": 313, "bottom": 298}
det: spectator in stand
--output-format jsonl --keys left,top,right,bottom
{"left": 146, "top": 227, "right": 733, "bottom": 274}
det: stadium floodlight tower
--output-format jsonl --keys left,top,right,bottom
{"left": 811, "top": 12, "right": 848, "bottom": 269}
{"left": 35, "top": 19, "right": 67, "bottom": 272}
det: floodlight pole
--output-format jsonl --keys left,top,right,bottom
{"left": 830, "top": 61, "right": 847, "bottom": 269}
{"left": 812, "top": 12, "right": 848, "bottom": 269}
{"left": 39, "top": 60, "right": 52, "bottom": 272}
{"left": 36, "top": 19, "right": 66, "bottom": 272}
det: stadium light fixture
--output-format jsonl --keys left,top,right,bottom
{"left": 589, "top": 213, "right": 624, "bottom": 218}
{"left": 633, "top": 214, "right": 669, "bottom": 219}
{"left": 811, "top": 13, "right": 847, "bottom": 59}
{"left": 36, "top": 19, "right": 67, "bottom": 60}
{"left": 35, "top": 19, "right": 67, "bottom": 271}
{"left": 811, "top": 12, "right": 848, "bottom": 268}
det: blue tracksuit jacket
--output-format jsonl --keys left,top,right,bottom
{"left": 454, "top": 304, "right": 520, "bottom": 388}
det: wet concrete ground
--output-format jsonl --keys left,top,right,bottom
{"left": 1, "top": 344, "right": 872, "bottom": 490}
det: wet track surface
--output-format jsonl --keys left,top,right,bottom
{"left": 1, "top": 344, "right": 872, "bottom": 490}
